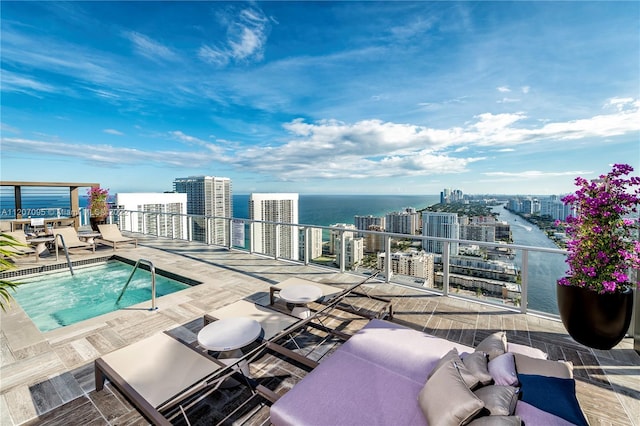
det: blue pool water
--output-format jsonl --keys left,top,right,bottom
{"left": 13, "top": 261, "right": 191, "bottom": 332}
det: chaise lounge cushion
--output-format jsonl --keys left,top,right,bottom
{"left": 418, "top": 360, "right": 484, "bottom": 426}
{"left": 429, "top": 348, "right": 480, "bottom": 389}
{"left": 462, "top": 351, "right": 493, "bottom": 386}
{"left": 475, "top": 331, "right": 507, "bottom": 360}
{"left": 473, "top": 385, "right": 519, "bottom": 416}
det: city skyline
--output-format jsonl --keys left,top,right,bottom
{"left": 1, "top": 2, "right": 638, "bottom": 195}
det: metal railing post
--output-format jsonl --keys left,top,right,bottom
{"left": 304, "top": 227, "right": 311, "bottom": 265}
{"left": 442, "top": 241, "right": 450, "bottom": 296}
{"left": 520, "top": 250, "right": 529, "bottom": 314}
{"left": 339, "top": 229, "right": 346, "bottom": 273}
{"left": 384, "top": 235, "right": 392, "bottom": 282}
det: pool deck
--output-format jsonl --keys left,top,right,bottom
{"left": 0, "top": 234, "right": 638, "bottom": 425}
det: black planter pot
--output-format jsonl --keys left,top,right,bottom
{"left": 557, "top": 284, "right": 633, "bottom": 350}
{"left": 89, "top": 216, "right": 107, "bottom": 232}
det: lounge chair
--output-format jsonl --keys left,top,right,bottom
{"left": 95, "top": 332, "right": 226, "bottom": 426}
{"left": 0, "top": 231, "right": 36, "bottom": 258}
{"left": 52, "top": 227, "right": 95, "bottom": 255}
{"left": 96, "top": 224, "right": 137, "bottom": 250}
{"left": 270, "top": 273, "right": 393, "bottom": 320}
{"left": 96, "top": 305, "right": 303, "bottom": 425}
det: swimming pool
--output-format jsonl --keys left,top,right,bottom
{"left": 13, "top": 260, "right": 193, "bottom": 332}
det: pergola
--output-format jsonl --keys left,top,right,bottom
{"left": 0, "top": 181, "right": 100, "bottom": 229}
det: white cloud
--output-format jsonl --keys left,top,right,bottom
{"left": 2, "top": 99, "right": 638, "bottom": 182}
{"left": 497, "top": 86, "right": 511, "bottom": 93}
{"left": 170, "top": 130, "right": 226, "bottom": 155}
{"left": 484, "top": 170, "right": 589, "bottom": 178}
{"left": 605, "top": 97, "right": 636, "bottom": 111}
{"left": 497, "top": 97, "right": 520, "bottom": 103}
{"left": 103, "top": 129, "right": 123, "bottom": 136}
{"left": 199, "top": 6, "right": 270, "bottom": 66}
{"left": 0, "top": 70, "right": 59, "bottom": 95}
{"left": 124, "top": 31, "right": 178, "bottom": 62}
{"left": 521, "top": 86, "right": 530, "bottom": 94}
{"left": 0, "top": 137, "right": 215, "bottom": 168}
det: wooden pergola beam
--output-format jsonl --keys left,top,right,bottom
{"left": 1, "top": 181, "right": 101, "bottom": 229}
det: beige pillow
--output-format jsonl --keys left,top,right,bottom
{"left": 462, "top": 351, "right": 493, "bottom": 386}
{"left": 418, "top": 360, "right": 485, "bottom": 426}
{"left": 429, "top": 348, "right": 480, "bottom": 389}
{"left": 475, "top": 331, "right": 507, "bottom": 360}
{"left": 473, "top": 385, "right": 519, "bottom": 416}
{"left": 468, "top": 416, "right": 522, "bottom": 425}
{"left": 513, "top": 353, "right": 573, "bottom": 379}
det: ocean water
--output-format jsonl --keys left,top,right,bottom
{"left": 1, "top": 193, "right": 440, "bottom": 223}
{"left": 233, "top": 194, "right": 440, "bottom": 225}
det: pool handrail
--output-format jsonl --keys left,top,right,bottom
{"left": 53, "top": 234, "right": 75, "bottom": 276}
{"left": 117, "top": 258, "right": 158, "bottom": 311}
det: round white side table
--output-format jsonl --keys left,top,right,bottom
{"left": 279, "top": 284, "right": 323, "bottom": 319}
{"left": 197, "top": 317, "right": 262, "bottom": 377}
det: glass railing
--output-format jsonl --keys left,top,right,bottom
{"left": 106, "top": 208, "right": 567, "bottom": 318}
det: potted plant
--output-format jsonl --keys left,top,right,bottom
{"left": 557, "top": 163, "right": 640, "bottom": 349}
{"left": 88, "top": 186, "right": 110, "bottom": 231}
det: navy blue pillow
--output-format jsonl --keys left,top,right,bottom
{"left": 518, "top": 374, "right": 588, "bottom": 426}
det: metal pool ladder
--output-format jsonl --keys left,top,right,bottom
{"left": 54, "top": 234, "right": 74, "bottom": 276}
{"left": 116, "top": 258, "right": 158, "bottom": 311}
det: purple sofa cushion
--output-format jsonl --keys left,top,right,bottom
{"left": 270, "top": 349, "right": 428, "bottom": 426}
{"left": 340, "top": 319, "right": 473, "bottom": 382}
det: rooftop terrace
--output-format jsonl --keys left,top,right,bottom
{"left": 1, "top": 234, "right": 638, "bottom": 425}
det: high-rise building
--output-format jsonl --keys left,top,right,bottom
{"left": 329, "top": 223, "right": 356, "bottom": 255}
{"left": 385, "top": 208, "right": 420, "bottom": 235}
{"left": 250, "top": 193, "right": 299, "bottom": 260}
{"left": 115, "top": 192, "right": 188, "bottom": 238}
{"left": 441, "top": 188, "right": 464, "bottom": 204}
{"left": 337, "top": 236, "right": 364, "bottom": 270}
{"left": 354, "top": 215, "right": 384, "bottom": 237}
{"left": 422, "top": 211, "right": 459, "bottom": 255}
{"left": 540, "top": 196, "right": 574, "bottom": 221}
{"left": 173, "top": 176, "right": 232, "bottom": 245}
{"left": 300, "top": 227, "right": 323, "bottom": 261}
{"left": 364, "top": 224, "right": 385, "bottom": 253}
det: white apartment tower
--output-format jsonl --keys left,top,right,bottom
{"left": 422, "top": 211, "right": 460, "bottom": 255}
{"left": 385, "top": 208, "right": 420, "bottom": 235}
{"left": 377, "top": 250, "right": 435, "bottom": 286}
{"left": 250, "top": 193, "right": 299, "bottom": 260}
{"left": 300, "top": 227, "right": 323, "bottom": 261}
{"left": 173, "top": 176, "right": 232, "bottom": 245}
{"left": 329, "top": 223, "right": 357, "bottom": 255}
{"left": 115, "top": 193, "right": 188, "bottom": 238}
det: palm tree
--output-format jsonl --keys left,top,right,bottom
{"left": 0, "top": 233, "right": 23, "bottom": 311}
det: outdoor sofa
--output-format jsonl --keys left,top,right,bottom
{"left": 270, "top": 319, "right": 588, "bottom": 426}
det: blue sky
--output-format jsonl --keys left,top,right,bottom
{"left": 1, "top": 1, "right": 638, "bottom": 196}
